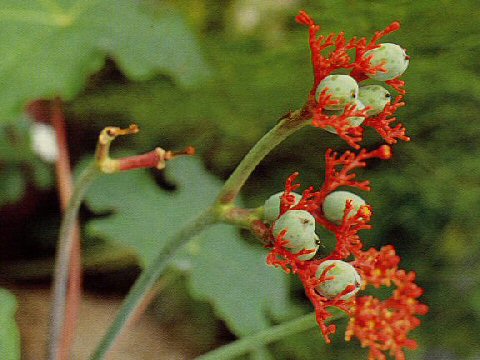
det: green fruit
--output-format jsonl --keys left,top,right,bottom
{"left": 364, "top": 43, "right": 409, "bottom": 81}
{"left": 359, "top": 85, "right": 391, "bottom": 115}
{"left": 324, "top": 99, "right": 366, "bottom": 134}
{"left": 315, "top": 260, "right": 362, "bottom": 300}
{"left": 272, "top": 210, "right": 319, "bottom": 260}
{"left": 264, "top": 191, "right": 302, "bottom": 223}
{"left": 322, "top": 191, "right": 366, "bottom": 224}
{"left": 315, "top": 75, "right": 359, "bottom": 110}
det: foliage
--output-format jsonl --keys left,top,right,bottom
{"left": 0, "top": 0, "right": 210, "bottom": 122}
{"left": 0, "top": 288, "right": 20, "bottom": 360}
{"left": 0, "top": 0, "right": 479, "bottom": 358}
{"left": 0, "top": 117, "right": 53, "bottom": 206}
{"left": 85, "top": 157, "right": 292, "bottom": 336}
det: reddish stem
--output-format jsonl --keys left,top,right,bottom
{"left": 50, "top": 98, "right": 81, "bottom": 360}
{"left": 118, "top": 149, "right": 163, "bottom": 171}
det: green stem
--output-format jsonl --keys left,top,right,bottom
{"left": 91, "top": 109, "right": 309, "bottom": 359}
{"left": 216, "top": 109, "right": 310, "bottom": 205}
{"left": 90, "top": 208, "right": 217, "bottom": 360}
{"left": 196, "top": 312, "right": 344, "bottom": 360}
{"left": 217, "top": 206, "right": 264, "bottom": 229}
{"left": 48, "top": 162, "right": 100, "bottom": 360}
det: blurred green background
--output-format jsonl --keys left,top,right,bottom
{"left": 0, "top": 0, "right": 479, "bottom": 359}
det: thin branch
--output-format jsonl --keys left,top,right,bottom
{"left": 91, "top": 109, "right": 310, "bottom": 359}
{"left": 46, "top": 123, "right": 195, "bottom": 360}
{"left": 48, "top": 161, "right": 100, "bottom": 360}
{"left": 90, "top": 208, "right": 217, "bottom": 360}
{"left": 196, "top": 312, "right": 345, "bottom": 360}
{"left": 49, "top": 98, "right": 81, "bottom": 360}
{"left": 216, "top": 109, "right": 310, "bottom": 204}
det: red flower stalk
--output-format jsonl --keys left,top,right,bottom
{"left": 363, "top": 96, "right": 410, "bottom": 144}
{"left": 296, "top": 10, "right": 409, "bottom": 148}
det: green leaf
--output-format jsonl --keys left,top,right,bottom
{"left": 187, "top": 224, "right": 290, "bottom": 336}
{"left": 0, "top": 288, "right": 20, "bottom": 360}
{"left": 85, "top": 157, "right": 220, "bottom": 267}
{"left": 85, "top": 157, "right": 291, "bottom": 335}
{"left": 0, "top": 0, "right": 210, "bottom": 121}
{"left": 0, "top": 118, "right": 54, "bottom": 205}
{"left": 0, "top": 168, "right": 26, "bottom": 206}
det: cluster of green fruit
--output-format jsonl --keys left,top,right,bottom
{"left": 315, "top": 43, "right": 409, "bottom": 131}
{"left": 263, "top": 190, "right": 365, "bottom": 300}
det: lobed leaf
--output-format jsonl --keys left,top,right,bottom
{"left": 0, "top": 0, "right": 210, "bottom": 121}
{"left": 85, "top": 157, "right": 291, "bottom": 335}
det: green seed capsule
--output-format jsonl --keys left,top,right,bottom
{"left": 289, "top": 234, "right": 320, "bottom": 261}
{"left": 315, "top": 260, "right": 362, "bottom": 300}
{"left": 323, "top": 99, "right": 366, "bottom": 134}
{"left": 322, "top": 191, "right": 366, "bottom": 224}
{"left": 272, "top": 210, "right": 319, "bottom": 260}
{"left": 315, "top": 75, "right": 359, "bottom": 110}
{"left": 359, "top": 85, "right": 391, "bottom": 116}
{"left": 364, "top": 43, "right": 409, "bottom": 81}
{"left": 264, "top": 191, "right": 302, "bottom": 223}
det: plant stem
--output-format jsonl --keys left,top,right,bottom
{"left": 90, "top": 208, "right": 217, "bottom": 360}
{"left": 50, "top": 97, "right": 82, "bottom": 360}
{"left": 216, "top": 109, "right": 310, "bottom": 205}
{"left": 197, "top": 312, "right": 344, "bottom": 360}
{"left": 91, "top": 109, "right": 309, "bottom": 359}
{"left": 48, "top": 162, "right": 100, "bottom": 360}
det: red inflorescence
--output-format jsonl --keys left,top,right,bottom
{"left": 296, "top": 10, "right": 409, "bottom": 149}
{"left": 266, "top": 11, "right": 426, "bottom": 360}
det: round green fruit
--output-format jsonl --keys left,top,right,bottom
{"left": 322, "top": 191, "right": 366, "bottom": 224}
{"left": 359, "top": 85, "right": 391, "bottom": 115}
{"left": 315, "top": 75, "right": 359, "bottom": 110}
{"left": 272, "top": 210, "right": 319, "bottom": 260}
{"left": 364, "top": 43, "right": 409, "bottom": 81}
{"left": 315, "top": 260, "right": 362, "bottom": 300}
{"left": 264, "top": 191, "right": 301, "bottom": 223}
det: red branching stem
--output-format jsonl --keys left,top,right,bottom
{"left": 316, "top": 146, "right": 391, "bottom": 201}
{"left": 364, "top": 96, "right": 409, "bottom": 144}
{"left": 267, "top": 233, "right": 354, "bottom": 342}
{"left": 312, "top": 99, "right": 368, "bottom": 149}
{"left": 386, "top": 78, "right": 406, "bottom": 94}
{"left": 266, "top": 144, "right": 424, "bottom": 359}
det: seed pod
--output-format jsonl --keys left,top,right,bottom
{"left": 315, "top": 260, "right": 362, "bottom": 300}
{"left": 324, "top": 99, "right": 366, "bottom": 134}
{"left": 359, "top": 85, "right": 391, "bottom": 116}
{"left": 364, "top": 43, "right": 409, "bottom": 81}
{"left": 322, "top": 191, "right": 366, "bottom": 224}
{"left": 272, "top": 210, "right": 319, "bottom": 260}
{"left": 315, "top": 75, "right": 359, "bottom": 110}
{"left": 264, "top": 191, "right": 302, "bottom": 223}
